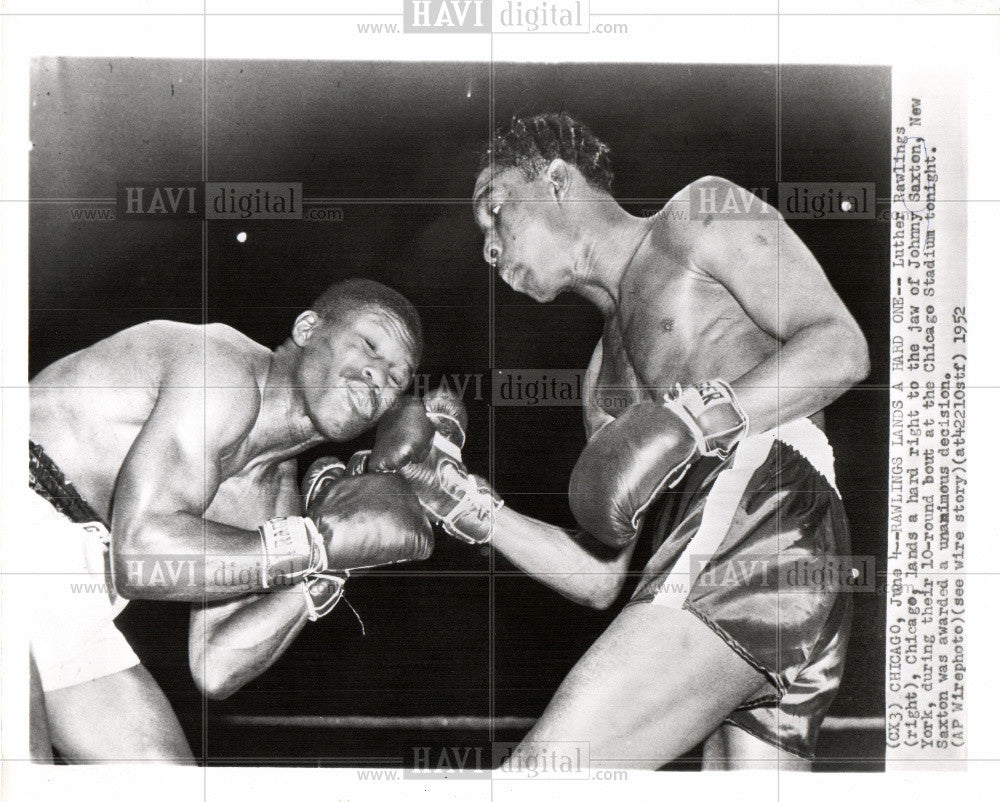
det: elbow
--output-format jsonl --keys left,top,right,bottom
{"left": 813, "top": 319, "right": 869, "bottom": 392}
{"left": 585, "top": 592, "right": 618, "bottom": 611}
{"left": 109, "top": 518, "right": 169, "bottom": 600}
{"left": 190, "top": 654, "right": 240, "bottom": 701}
{"left": 583, "top": 575, "right": 625, "bottom": 611}
{"left": 842, "top": 327, "right": 871, "bottom": 387}
{"left": 200, "top": 678, "right": 238, "bottom": 702}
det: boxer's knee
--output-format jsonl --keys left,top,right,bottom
{"left": 44, "top": 664, "right": 193, "bottom": 763}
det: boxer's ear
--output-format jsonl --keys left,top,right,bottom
{"left": 292, "top": 310, "right": 320, "bottom": 346}
{"left": 545, "top": 159, "right": 571, "bottom": 203}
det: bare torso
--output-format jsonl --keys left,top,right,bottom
{"left": 31, "top": 321, "right": 295, "bottom": 527}
{"left": 585, "top": 194, "right": 815, "bottom": 435}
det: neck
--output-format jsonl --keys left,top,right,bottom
{"left": 253, "top": 341, "right": 323, "bottom": 457}
{"left": 567, "top": 194, "right": 652, "bottom": 317}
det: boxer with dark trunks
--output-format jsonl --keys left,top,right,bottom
{"left": 357, "top": 114, "right": 869, "bottom": 770}
{"left": 27, "top": 278, "right": 433, "bottom": 762}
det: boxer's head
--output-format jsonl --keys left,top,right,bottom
{"left": 292, "top": 279, "right": 422, "bottom": 440}
{"left": 474, "top": 113, "right": 614, "bottom": 302}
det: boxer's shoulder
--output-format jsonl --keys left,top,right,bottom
{"left": 141, "top": 326, "right": 263, "bottom": 454}
{"left": 152, "top": 322, "right": 267, "bottom": 389}
{"left": 648, "top": 176, "right": 773, "bottom": 259}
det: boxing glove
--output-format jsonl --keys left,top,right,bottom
{"left": 569, "top": 380, "right": 748, "bottom": 547}
{"left": 342, "top": 395, "right": 435, "bottom": 477}
{"left": 307, "top": 469, "right": 434, "bottom": 570}
{"left": 362, "top": 389, "right": 503, "bottom": 545}
{"left": 300, "top": 456, "right": 347, "bottom": 508}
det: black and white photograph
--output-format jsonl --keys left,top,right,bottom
{"left": 1, "top": 1, "right": 997, "bottom": 798}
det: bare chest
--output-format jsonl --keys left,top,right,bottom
{"left": 205, "top": 459, "right": 291, "bottom": 529}
{"left": 591, "top": 264, "right": 772, "bottom": 419}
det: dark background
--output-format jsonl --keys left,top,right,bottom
{"left": 30, "top": 59, "right": 890, "bottom": 770}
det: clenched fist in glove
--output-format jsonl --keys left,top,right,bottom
{"left": 256, "top": 456, "right": 432, "bottom": 620}
{"left": 360, "top": 390, "right": 503, "bottom": 545}
{"left": 304, "top": 458, "right": 434, "bottom": 571}
{"left": 569, "top": 379, "right": 749, "bottom": 548}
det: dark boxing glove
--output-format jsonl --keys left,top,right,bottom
{"left": 399, "top": 389, "right": 503, "bottom": 545}
{"left": 360, "top": 389, "right": 503, "bottom": 545}
{"left": 306, "top": 469, "right": 434, "bottom": 570}
{"left": 342, "top": 395, "right": 435, "bottom": 476}
{"left": 569, "top": 379, "right": 748, "bottom": 547}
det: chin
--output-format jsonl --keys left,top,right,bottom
{"left": 309, "top": 407, "right": 360, "bottom": 442}
{"left": 527, "top": 284, "right": 559, "bottom": 303}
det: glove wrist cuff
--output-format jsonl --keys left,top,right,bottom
{"left": 302, "top": 459, "right": 346, "bottom": 508}
{"left": 301, "top": 571, "right": 348, "bottom": 621}
{"left": 440, "top": 474, "right": 503, "bottom": 545}
{"left": 258, "top": 516, "right": 328, "bottom": 589}
{"left": 664, "top": 379, "right": 749, "bottom": 459}
{"left": 426, "top": 413, "right": 467, "bottom": 450}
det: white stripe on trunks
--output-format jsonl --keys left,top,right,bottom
{"left": 650, "top": 418, "right": 838, "bottom": 609}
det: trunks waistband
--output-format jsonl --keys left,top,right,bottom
{"left": 29, "top": 440, "right": 108, "bottom": 529}
{"left": 765, "top": 418, "right": 838, "bottom": 495}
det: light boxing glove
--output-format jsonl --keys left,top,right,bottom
{"left": 256, "top": 456, "right": 349, "bottom": 595}
{"left": 568, "top": 379, "right": 748, "bottom": 547}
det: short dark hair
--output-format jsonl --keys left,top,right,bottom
{"left": 481, "top": 112, "right": 614, "bottom": 193}
{"left": 310, "top": 278, "right": 423, "bottom": 364}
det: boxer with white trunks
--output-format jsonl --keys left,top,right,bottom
{"left": 27, "top": 278, "right": 433, "bottom": 762}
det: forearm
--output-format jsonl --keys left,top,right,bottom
{"left": 192, "top": 588, "right": 310, "bottom": 700}
{"left": 731, "top": 320, "right": 870, "bottom": 435}
{"left": 490, "top": 506, "right": 631, "bottom": 610}
{"left": 112, "top": 511, "right": 284, "bottom": 601}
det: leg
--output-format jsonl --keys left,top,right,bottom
{"left": 510, "top": 603, "right": 770, "bottom": 770}
{"left": 29, "top": 652, "right": 54, "bottom": 762}
{"left": 702, "top": 724, "right": 811, "bottom": 771}
{"left": 43, "top": 664, "right": 193, "bottom": 763}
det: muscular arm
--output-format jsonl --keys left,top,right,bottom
{"left": 188, "top": 459, "right": 317, "bottom": 699}
{"left": 488, "top": 343, "right": 632, "bottom": 610}
{"left": 491, "top": 506, "right": 635, "bottom": 610}
{"left": 687, "top": 177, "right": 870, "bottom": 433}
{"left": 582, "top": 339, "right": 614, "bottom": 439}
{"left": 110, "top": 348, "right": 273, "bottom": 601}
